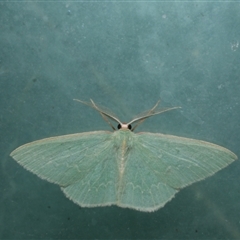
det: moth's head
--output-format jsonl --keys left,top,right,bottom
{"left": 117, "top": 123, "right": 132, "bottom": 131}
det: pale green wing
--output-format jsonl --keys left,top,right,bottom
{"left": 10, "top": 131, "right": 120, "bottom": 207}
{"left": 116, "top": 140, "right": 178, "bottom": 212}
{"left": 117, "top": 132, "right": 236, "bottom": 211}
{"left": 10, "top": 130, "right": 237, "bottom": 212}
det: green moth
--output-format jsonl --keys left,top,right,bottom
{"left": 10, "top": 99, "right": 237, "bottom": 212}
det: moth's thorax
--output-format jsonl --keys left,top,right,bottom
{"left": 112, "top": 129, "right": 134, "bottom": 148}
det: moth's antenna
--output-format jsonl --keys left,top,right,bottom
{"left": 131, "top": 100, "right": 160, "bottom": 131}
{"left": 90, "top": 99, "right": 116, "bottom": 130}
{"left": 130, "top": 101, "right": 180, "bottom": 131}
{"left": 74, "top": 99, "right": 122, "bottom": 131}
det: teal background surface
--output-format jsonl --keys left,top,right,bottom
{"left": 0, "top": 2, "right": 240, "bottom": 239}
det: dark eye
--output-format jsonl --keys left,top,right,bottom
{"left": 117, "top": 124, "right": 121, "bottom": 129}
{"left": 128, "top": 124, "right": 132, "bottom": 130}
